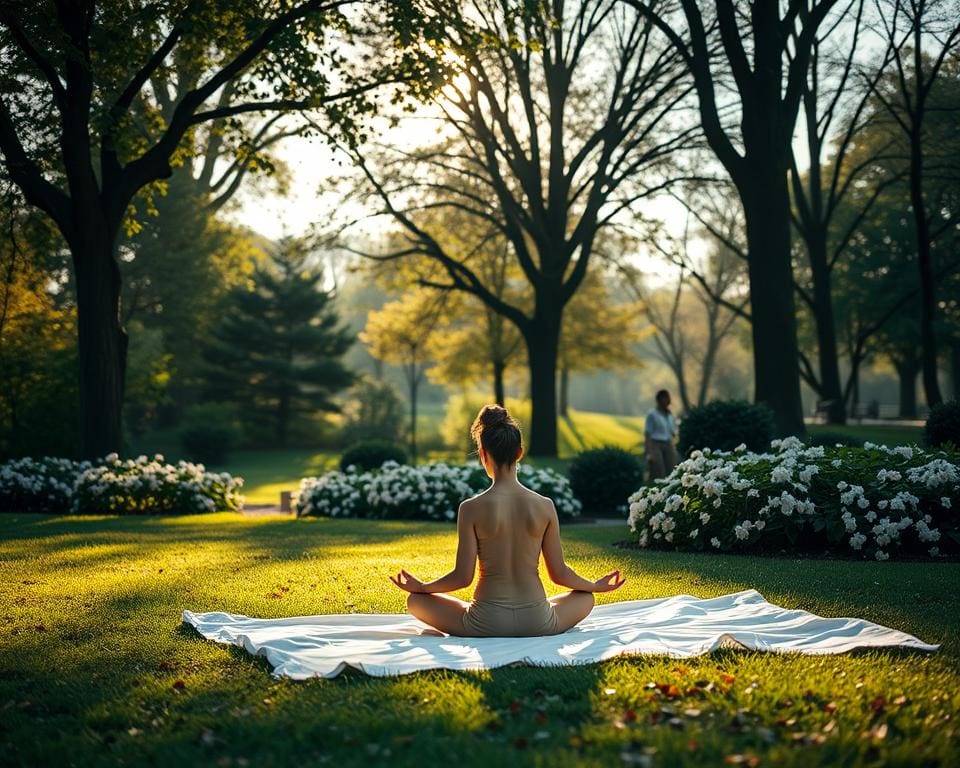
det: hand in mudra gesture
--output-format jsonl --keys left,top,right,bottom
{"left": 592, "top": 569, "right": 627, "bottom": 592}
{"left": 389, "top": 568, "right": 424, "bottom": 593}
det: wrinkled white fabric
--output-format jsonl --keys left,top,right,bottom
{"left": 181, "top": 589, "right": 938, "bottom": 680}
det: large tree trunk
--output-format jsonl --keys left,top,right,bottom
{"left": 524, "top": 305, "right": 561, "bottom": 457}
{"left": 894, "top": 351, "right": 919, "bottom": 419}
{"left": 407, "top": 366, "right": 419, "bottom": 463}
{"left": 71, "top": 226, "right": 128, "bottom": 459}
{"left": 951, "top": 339, "right": 960, "bottom": 401}
{"left": 807, "top": 234, "right": 846, "bottom": 424}
{"left": 909, "top": 130, "right": 943, "bottom": 408}
{"left": 741, "top": 173, "right": 806, "bottom": 438}
{"left": 492, "top": 359, "right": 505, "bottom": 405}
{"left": 558, "top": 364, "right": 569, "bottom": 417}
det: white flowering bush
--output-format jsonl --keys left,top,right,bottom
{"left": 1, "top": 454, "right": 244, "bottom": 515}
{"left": 297, "top": 460, "right": 582, "bottom": 521}
{"left": 71, "top": 454, "right": 244, "bottom": 514}
{"left": 627, "top": 437, "right": 959, "bottom": 561}
{"left": 0, "top": 457, "right": 88, "bottom": 514}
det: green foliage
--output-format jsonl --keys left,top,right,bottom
{"left": 629, "top": 437, "right": 957, "bottom": 560}
{"left": 0, "top": 224, "right": 80, "bottom": 459}
{"left": 677, "top": 400, "right": 776, "bottom": 457}
{"left": 202, "top": 237, "right": 355, "bottom": 446}
{"left": 0, "top": 457, "right": 83, "bottom": 514}
{"left": 338, "top": 378, "right": 406, "bottom": 446}
{"left": 925, "top": 400, "right": 960, "bottom": 449}
{"left": 298, "top": 461, "right": 580, "bottom": 520}
{"left": 71, "top": 454, "right": 244, "bottom": 515}
{"left": 339, "top": 440, "right": 408, "bottom": 472}
{"left": 178, "top": 403, "right": 243, "bottom": 465}
{"left": 568, "top": 446, "right": 644, "bottom": 518}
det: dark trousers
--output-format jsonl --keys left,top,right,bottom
{"left": 646, "top": 439, "right": 678, "bottom": 480}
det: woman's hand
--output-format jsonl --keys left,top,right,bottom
{"left": 389, "top": 568, "right": 425, "bottom": 593}
{"left": 592, "top": 570, "right": 626, "bottom": 592}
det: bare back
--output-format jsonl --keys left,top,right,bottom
{"left": 466, "top": 487, "right": 553, "bottom": 604}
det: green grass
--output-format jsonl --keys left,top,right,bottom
{"left": 806, "top": 423, "right": 924, "bottom": 447}
{"left": 208, "top": 450, "right": 339, "bottom": 505}
{"left": 1, "top": 513, "right": 957, "bottom": 767}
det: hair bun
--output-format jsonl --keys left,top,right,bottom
{"left": 480, "top": 405, "right": 509, "bottom": 427}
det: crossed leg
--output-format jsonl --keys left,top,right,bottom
{"left": 406, "top": 592, "right": 471, "bottom": 635}
{"left": 549, "top": 590, "right": 595, "bottom": 633}
{"left": 408, "top": 590, "right": 596, "bottom": 636}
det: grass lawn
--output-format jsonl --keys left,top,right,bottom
{"left": 1, "top": 513, "right": 957, "bottom": 767}
{"left": 806, "top": 423, "right": 924, "bottom": 447}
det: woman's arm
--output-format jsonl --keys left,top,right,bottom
{"left": 407, "top": 502, "right": 478, "bottom": 594}
{"left": 541, "top": 502, "right": 625, "bottom": 592}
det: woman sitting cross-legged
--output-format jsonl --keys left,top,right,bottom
{"left": 389, "top": 404, "right": 626, "bottom": 636}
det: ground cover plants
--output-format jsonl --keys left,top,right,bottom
{"left": 0, "top": 454, "right": 244, "bottom": 515}
{"left": 296, "top": 461, "right": 582, "bottom": 521}
{"left": 0, "top": 513, "right": 956, "bottom": 767}
{"left": 627, "top": 437, "right": 959, "bottom": 560}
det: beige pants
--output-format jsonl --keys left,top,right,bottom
{"left": 646, "top": 439, "right": 678, "bottom": 480}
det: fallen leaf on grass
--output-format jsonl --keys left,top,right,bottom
{"left": 172, "top": 680, "right": 186, "bottom": 691}
{"left": 719, "top": 673, "right": 736, "bottom": 685}
{"left": 724, "top": 755, "right": 759, "bottom": 767}
{"left": 870, "top": 697, "right": 886, "bottom": 712}
{"left": 824, "top": 701, "right": 838, "bottom": 714}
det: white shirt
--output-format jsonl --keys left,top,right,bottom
{"left": 644, "top": 408, "right": 676, "bottom": 441}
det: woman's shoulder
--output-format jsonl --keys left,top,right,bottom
{"left": 465, "top": 484, "right": 552, "bottom": 508}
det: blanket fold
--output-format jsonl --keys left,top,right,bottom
{"left": 181, "top": 589, "right": 938, "bottom": 679}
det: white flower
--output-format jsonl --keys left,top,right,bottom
{"left": 711, "top": 537, "right": 721, "bottom": 548}
{"left": 849, "top": 533, "right": 866, "bottom": 550}
{"left": 746, "top": 488, "right": 760, "bottom": 498}
{"left": 689, "top": 528, "right": 699, "bottom": 538}
{"left": 875, "top": 550, "right": 889, "bottom": 561}
{"left": 754, "top": 520, "right": 765, "bottom": 530}
{"left": 865, "top": 510, "right": 877, "bottom": 523}
{"left": 928, "top": 547, "right": 939, "bottom": 557}
{"left": 941, "top": 497, "right": 952, "bottom": 509}
{"left": 664, "top": 532, "right": 674, "bottom": 542}
{"left": 699, "top": 511, "right": 711, "bottom": 524}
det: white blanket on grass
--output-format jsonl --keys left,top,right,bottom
{"left": 181, "top": 589, "right": 938, "bottom": 680}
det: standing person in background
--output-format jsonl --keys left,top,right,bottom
{"left": 644, "top": 389, "right": 678, "bottom": 481}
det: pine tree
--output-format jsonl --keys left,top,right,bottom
{"left": 202, "top": 238, "right": 354, "bottom": 446}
